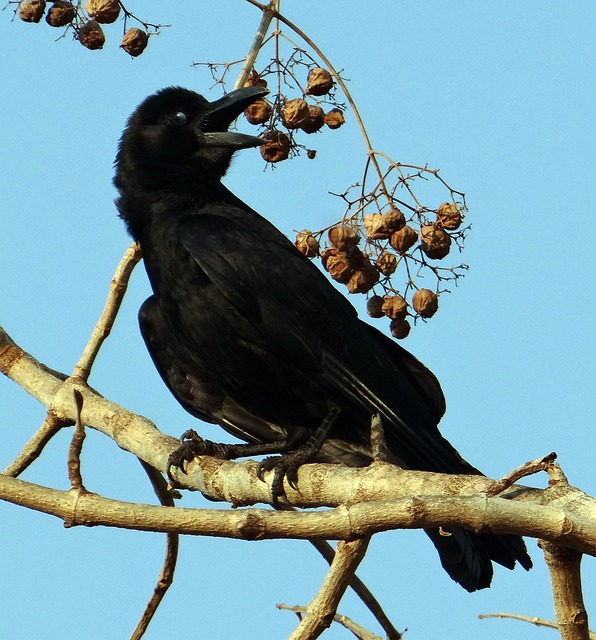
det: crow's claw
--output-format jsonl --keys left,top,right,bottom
{"left": 256, "top": 447, "right": 316, "bottom": 508}
{"left": 166, "top": 430, "right": 218, "bottom": 484}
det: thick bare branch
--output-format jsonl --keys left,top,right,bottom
{"left": 288, "top": 538, "right": 370, "bottom": 640}
{"left": 309, "top": 539, "right": 402, "bottom": 640}
{"left": 541, "top": 541, "right": 591, "bottom": 640}
{"left": 3, "top": 325, "right": 596, "bottom": 558}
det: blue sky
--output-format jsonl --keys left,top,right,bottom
{"left": 1, "top": 2, "right": 595, "bottom": 638}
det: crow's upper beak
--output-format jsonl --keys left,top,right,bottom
{"left": 199, "top": 85, "right": 269, "bottom": 149}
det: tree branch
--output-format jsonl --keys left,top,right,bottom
{"left": 541, "top": 541, "right": 591, "bottom": 640}
{"left": 288, "top": 537, "right": 370, "bottom": 639}
{"left": 3, "top": 324, "right": 596, "bottom": 554}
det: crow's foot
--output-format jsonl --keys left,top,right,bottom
{"left": 166, "top": 429, "right": 232, "bottom": 484}
{"left": 167, "top": 429, "right": 292, "bottom": 486}
{"left": 257, "top": 403, "right": 342, "bottom": 507}
{"left": 257, "top": 446, "right": 318, "bottom": 508}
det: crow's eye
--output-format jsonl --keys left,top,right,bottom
{"left": 171, "top": 112, "right": 188, "bottom": 126}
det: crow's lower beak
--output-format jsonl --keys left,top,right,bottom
{"left": 199, "top": 85, "right": 269, "bottom": 149}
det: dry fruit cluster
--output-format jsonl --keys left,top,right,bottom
{"left": 242, "top": 67, "right": 346, "bottom": 163}
{"left": 294, "top": 200, "right": 464, "bottom": 339}
{"left": 17, "top": 0, "right": 151, "bottom": 55}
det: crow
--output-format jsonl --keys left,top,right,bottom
{"left": 114, "top": 85, "right": 532, "bottom": 591}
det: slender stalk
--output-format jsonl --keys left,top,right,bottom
{"left": 234, "top": 0, "right": 280, "bottom": 90}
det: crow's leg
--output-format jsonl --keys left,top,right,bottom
{"left": 257, "top": 403, "right": 342, "bottom": 507}
{"left": 166, "top": 430, "right": 291, "bottom": 485}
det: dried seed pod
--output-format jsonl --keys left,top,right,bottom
{"left": 282, "top": 98, "right": 310, "bottom": 129}
{"left": 376, "top": 251, "right": 398, "bottom": 276}
{"left": 363, "top": 214, "right": 387, "bottom": 239}
{"left": 300, "top": 105, "right": 325, "bottom": 134}
{"left": 436, "top": 202, "right": 462, "bottom": 230}
{"left": 120, "top": 28, "right": 148, "bottom": 57}
{"left": 18, "top": 0, "right": 46, "bottom": 22}
{"left": 295, "top": 230, "right": 320, "bottom": 257}
{"left": 45, "top": 1, "right": 74, "bottom": 26}
{"left": 85, "top": 0, "right": 119, "bottom": 23}
{"left": 78, "top": 19, "right": 105, "bottom": 49}
{"left": 306, "top": 149, "right": 317, "bottom": 160}
{"left": 366, "top": 295, "right": 385, "bottom": 318}
{"left": 260, "top": 130, "right": 290, "bottom": 163}
{"left": 328, "top": 225, "right": 360, "bottom": 251}
{"left": 385, "top": 208, "right": 406, "bottom": 231}
{"left": 306, "top": 67, "right": 333, "bottom": 96}
{"left": 244, "top": 70, "right": 268, "bottom": 88}
{"left": 389, "top": 225, "right": 418, "bottom": 254}
{"left": 346, "top": 257, "right": 379, "bottom": 294}
{"left": 321, "top": 248, "right": 353, "bottom": 284}
{"left": 420, "top": 224, "right": 451, "bottom": 259}
{"left": 390, "top": 318, "right": 411, "bottom": 340}
{"left": 381, "top": 294, "right": 408, "bottom": 320}
{"left": 412, "top": 289, "right": 439, "bottom": 318}
{"left": 244, "top": 99, "right": 272, "bottom": 125}
{"left": 363, "top": 209, "right": 405, "bottom": 240}
{"left": 324, "top": 108, "right": 345, "bottom": 130}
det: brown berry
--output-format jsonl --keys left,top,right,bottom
{"left": 260, "top": 130, "right": 290, "bottom": 163}
{"left": 295, "top": 230, "right": 320, "bottom": 257}
{"left": 282, "top": 98, "right": 310, "bottom": 129}
{"left": 346, "top": 257, "right": 379, "bottom": 294}
{"left": 45, "top": 1, "right": 74, "bottom": 26}
{"left": 436, "top": 202, "right": 462, "bottom": 230}
{"left": 381, "top": 295, "right": 408, "bottom": 320}
{"left": 78, "top": 19, "right": 105, "bottom": 49}
{"left": 300, "top": 105, "right": 325, "bottom": 134}
{"left": 244, "top": 99, "right": 272, "bottom": 125}
{"left": 328, "top": 225, "right": 360, "bottom": 251}
{"left": 306, "top": 67, "right": 333, "bottom": 96}
{"left": 389, "top": 225, "right": 418, "bottom": 254}
{"left": 363, "top": 208, "right": 405, "bottom": 240}
{"left": 412, "top": 289, "right": 439, "bottom": 318}
{"left": 85, "top": 0, "right": 119, "bottom": 23}
{"left": 321, "top": 248, "right": 353, "bottom": 284}
{"left": 120, "top": 28, "right": 148, "bottom": 57}
{"left": 306, "top": 149, "right": 317, "bottom": 159}
{"left": 18, "top": 0, "right": 46, "bottom": 22}
{"left": 244, "top": 70, "right": 267, "bottom": 88}
{"left": 376, "top": 251, "right": 398, "bottom": 276}
{"left": 324, "top": 109, "right": 345, "bottom": 130}
{"left": 367, "top": 295, "right": 385, "bottom": 318}
{"left": 390, "top": 318, "right": 411, "bottom": 340}
{"left": 420, "top": 224, "right": 451, "bottom": 259}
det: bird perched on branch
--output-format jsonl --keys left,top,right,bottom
{"left": 114, "top": 85, "right": 531, "bottom": 591}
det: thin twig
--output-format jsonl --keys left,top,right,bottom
{"left": 72, "top": 242, "right": 142, "bottom": 382}
{"left": 2, "top": 412, "right": 70, "bottom": 477}
{"left": 479, "top": 612, "right": 596, "bottom": 639}
{"left": 130, "top": 460, "right": 180, "bottom": 640}
{"left": 67, "top": 388, "right": 86, "bottom": 491}
{"left": 370, "top": 413, "right": 390, "bottom": 463}
{"left": 487, "top": 452, "right": 558, "bottom": 496}
{"left": 234, "top": 0, "right": 280, "bottom": 91}
{"left": 278, "top": 604, "right": 385, "bottom": 640}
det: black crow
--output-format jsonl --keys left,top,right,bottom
{"left": 114, "top": 85, "right": 531, "bottom": 591}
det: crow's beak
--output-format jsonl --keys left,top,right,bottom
{"left": 199, "top": 85, "right": 269, "bottom": 149}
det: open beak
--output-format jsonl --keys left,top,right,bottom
{"left": 199, "top": 85, "right": 269, "bottom": 149}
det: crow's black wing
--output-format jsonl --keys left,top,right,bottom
{"left": 139, "top": 295, "right": 288, "bottom": 444}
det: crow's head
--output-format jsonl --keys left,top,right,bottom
{"left": 114, "top": 85, "right": 268, "bottom": 195}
